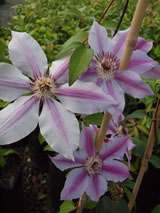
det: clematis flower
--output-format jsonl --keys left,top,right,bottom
{"left": 90, "top": 114, "right": 135, "bottom": 167}
{"left": 0, "top": 31, "right": 118, "bottom": 159}
{"left": 50, "top": 124, "right": 130, "bottom": 201}
{"left": 80, "top": 21, "right": 155, "bottom": 119}
{"left": 141, "top": 63, "right": 160, "bottom": 79}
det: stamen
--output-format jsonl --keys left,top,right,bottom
{"left": 33, "top": 77, "right": 56, "bottom": 98}
{"left": 95, "top": 52, "right": 120, "bottom": 80}
{"left": 84, "top": 156, "right": 102, "bottom": 175}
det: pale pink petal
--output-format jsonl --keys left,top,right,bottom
{"left": 49, "top": 56, "right": 70, "bottom": 84}
{"left": 107, "top": 117, "right": 117, "bottom": 135}
{"left": 79, "top": 65, "right": 97, "bottom": 83}
{"left": 99, "top": 135, "right": 130, "bottom": 161}
{"left": 50, "top": 151, "right": 85, "bottom": 171}
{"left": 79, "top": 124, "right": 95, "bottom": 158}
{"left": 0, "top": 63, "right": 32, "bottom": 101}
{"left": 115, "top": 71, "right": 153, "bottom": 98}
{"left": 61, "top": 168, "right": 89, "bottom": 200}
{"left": 9, "top": 31, "right": 48, "bottom": 79}
{"left": 112, "top": 28, "right": 129, "bottom": 57}
{"left": 86, "top": 174, "right": 107, "bottom": 201}
{"left": 0, "top": 95, "right": 39, "bottom": 145}
{"left": 135, "top": 37, "right": 153, "bottom": 53}
{"left": 101, "top": 159, "right": 130, "bottom": 182}
{"left": 128, "top": 50, "right": 156, "bottom": 75}
{"left": 39, "top": 98, "right": 80, "bottom": 160}
{"left": 105, "top": 79, "right": 125, "bottom": 120}
{"left": 56, "top": 80, "right": 118, "bottom": 115}
{"left": 141, "top": 64, "right": 160, "bottom": 79}
{"left": 88, "top": 21, "right": 111, "bottom": 56}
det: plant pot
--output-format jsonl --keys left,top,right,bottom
{"left": 0, "top": 154, "right": 24, "bottom": 213}
{"left": 28, "top": 127, "right": 49, "bottom": 172}
{"left": 48, "top": 159, "right": 67, "bottom": 212}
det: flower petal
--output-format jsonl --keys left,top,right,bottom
{"left": 0, "top": 95, "right": 39, "bottom": 145}
{"left": 128, "top": 50, "right": 156, "bottom": 75}
{"left": 112, "top": 28, "right": 129, "bottom": 57}
{"left": 99, "top": 135, "right": 130, "bottom": 161}
{"left": 105, "top": 79, "right": 125, "bottom": 120}
{"left": 49, "top": 56, "right": 70, "bottom": 84}
{"left": 115, "top": 71, "right": 153, "bottom": 98}
{"left": 0, "top": 63, "right": 32, "bottom": 101}
{"left": 101, "top": 159, "right": 130, "bottom": 182}
{"left": 141, "top": 64, "right": 160, "bottom": 79}
{"left": 135, "top": 37, "right": 153, "bottom": 53}
{"left": 39, "top": 98, "right": 80, "bottom": 160}
{"left": 86, "top": 174, "right": 107, "bottom": 201}
{"left": 79, "top": 124, "right": 95, "bottom": 158}
{"left": 56, "top": 80, "right": 118, "bottom": 115}
{"left": 88, "top": 21, "right": 111, "bottom": 55}
{"left": 9, "top": 31, "right": 48, "bottom": 78}
{"left": 61, "top": 168, "right": 89, "bottom": 200}
{"left": 79, "top": 65, "right": 97, "bottom": 83}
{"left": 50, "top": 152, "right": 85, "bottom": 171}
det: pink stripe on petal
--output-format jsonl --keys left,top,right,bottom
{"left": 0, "top": 96, "right": 38, "bottom": 134}
{"left": 128, "top": 50, "right": 156, "bottom": 75}
{"left": 102, "top": 160, "right": 130, "bottom": 182}
{"left": 50, "top": 57, "right": 70, "bottom": 84}
{"left": 9, "top": 31, "right": 48, "bottom": 78}
{"left": 99, "top": 135, "right": 130, "bottom": 160}
{"left": 115, "top": 71, "right": 153, "bottom": 98}
{"left": 88, "top": 21, "right": 111, "bottom": 55}
{"left": 39, "top": 98, "right": 80, "bottom": 160}
{"left": 80, "top": 124, "right": 95, "bottom": 158}
{"left": 61, "top": 168, "right": 89, "bottom": 200}
{"left": 50, "top": 152, "right": 84, "bottom": 171}
{"left": 56, "top": 80, "right": 118, "bottom": 115}
{"left": 0, "top": 95, "right": 39, "bottom": 145}
{"left": 141, "top": 64, "right": 160, "bottom": 79}
{"left": 135, "top": 37, "right": 153, "bottom": 53}
{"left": 112, "top": 28, "right": 129, "bottom": 57}
{"left": 86, "top": 174, "right": 107, "bottom": 201}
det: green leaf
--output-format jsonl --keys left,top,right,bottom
{"left": 83, "top": 113, "right": 103, "bottom": 126}
{"left": 123, "top": 187, "right": 131, "bottom": 200}
{"left": 43, "top": 145, "right": 54, "bottom": 152}
{"left": 84, "top": 201, "right": 97, "bottom": 209}
{"left": 0, "top": 40, "right": 7, "bottom": 57}
{"left": 57, "top": 41, "right": 82, "bottom": 59}
{"left": 149, "top": 155, "right": 160, "bottom": 169}
{"left": 0, "top": 156, "right": 6, "bottom": 168}
{"left": 69, "top": 45, "right": 94, "bottom": 85}
{"left": 63, "top": 31, "right": 88, "bottom": 49}
{"left": 151, "top": 204, "right": 160, "bottom": 213}
{"left": 110, "top": 199, "right": 129, "bottom": 213}
{"left": 3, "top": 149, "right": 17, "bottom": 156}
{"left": 62, "top": 8, "right": 82, "bottom": 17}
{"left": 58, "top": 200, "right": 76, "bottom": 213}
{"left": 38, "top": 133, "right": 45, "bottom": 145}
{"left": 131, "top": 137, "right": 146, "bottom": 157}
{"left": 96, "top": 196, "right": 113, "bottom": 213}
{"left": 121, "top": 110, "right": 147, "bottom": 124}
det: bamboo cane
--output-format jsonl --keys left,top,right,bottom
{"left": 128, "top": 96, "right": 160, "bottom": 212}
{"left": 76, "top": 0, "right": 149, "bottom": 212}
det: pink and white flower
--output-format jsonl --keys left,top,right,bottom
{"left": 80, "top": 21, "right": 155, "bottom": 119}
{"left": 50, "top": 124, "right": 130, "bottom": 201}
{"left": 0, "top": 31, "right": 117, "bottom": 159}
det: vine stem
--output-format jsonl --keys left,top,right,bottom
{"left": 128, "top": 96, "right": 160, "bottom": 212}
{"left": 82, "top": 0, "right": 115, "bottom": 45}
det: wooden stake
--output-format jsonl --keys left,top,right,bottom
{"left": 128, "top": 96, "right": 160, "bottom": 212}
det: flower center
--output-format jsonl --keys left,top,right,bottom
{"left": 33, "top": 77, "right": 56, "bottom": 98}
{"left": 117, "top": 125, "right": 128, "bottom": 137}
{"left": 95, "top": 53, "right": 120, "bottom": 80}
{"left": 84, "top": 156, "right": 102, "bottom": 175}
